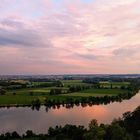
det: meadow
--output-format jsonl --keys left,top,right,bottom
{"left": 0, "top": 80, "right": 130, "bottom": 106}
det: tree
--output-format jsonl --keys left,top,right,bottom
{"left": 31, "top": 98, "right": 41, "bottom": 110}
{"left": 111, "top": 84, "right": 113, "bottom": 89}
{"left": 89, "top": 119, "right": 98, "bottom": 130}
{"left": 55, "top": 80, "right": 64, "bottom": 87}
{"left": 50, "top": 88, "right": 62, "bottom": 95}
{"left": 0, "top": 89, "right": 6, "bottom": 95}
{"left": 11, "top": 131, "right": 20, "bottom": 138}
{"left": 29, "top": 91, "right": 34, "bottom": 96}
{"left": 25, "top": 130, "right": 35, "bottom": 138}
{"left": 104, "top": 124, "right": 131, "bottom": 140}
{"left": 13, "top": 92, "right": 16, "bottom": 95}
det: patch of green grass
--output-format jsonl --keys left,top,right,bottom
{"left": 0, "top": 88, "right": 50, "bottom": 105}
{"left": 0, "top": 95, "right": 46, "bottom": 105}
{"left": 62, "top": 80, "right": 89, "bottom": 87}
{"left": 0, "top": 87, "right": 70, "bottom": 105}
{"left": 99, "top": 81, "right": 130, "bottom": 88}
{"left": 0, "top": 81, "right": 130, "bottom": 106}
{"left": 32, "top": 81, "right": 53, "bottom": 86}
{"left": 12, "top": 138, "right": 40, "bottom": 140}
{"left": 80, "top": 88, "right": 127, "bottom": 94}
{"left": 61, "top": 88, "right": 128, "bottom": 97}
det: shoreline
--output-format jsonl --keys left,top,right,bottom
{"left": 0, "top": 90, "right": 138, "bottom": 109}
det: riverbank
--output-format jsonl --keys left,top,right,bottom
{"left": 0, "top": 88, "right": 133, "bottom": 108}
{"left": 0, "top": 79, "right": 139, "bottom": 108}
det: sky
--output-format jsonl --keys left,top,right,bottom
{"left": 0, "top": 0, "right": 140, "bottom": 75}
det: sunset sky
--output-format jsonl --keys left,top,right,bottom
{"left": 0, "top": 0, "right": 140, "bottom": 74}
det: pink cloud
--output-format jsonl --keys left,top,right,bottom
{"left": 0, "top": 0, "right": 140, "bottom": 74}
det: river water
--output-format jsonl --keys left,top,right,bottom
{"left": 0, "top": 92, "right": 140, "bottom": 134}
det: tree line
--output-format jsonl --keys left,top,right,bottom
{"left": 30, "top": 91, "right": 137, "bottom": 111}
{"left": 31, "top": 79, "right": 140, "bottom": 110}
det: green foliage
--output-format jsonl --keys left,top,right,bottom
{"left": 0, "top": 89, "right": 6, "bottom": 95}
{"left": 50, "top": 88, "right": 62, "bottom": 95}
{"left": 31, "top": 98, "right": 41, "bottom": 109}
{"left": 0, "top": 79, "right": 139, "bottom": 108}
{"left": 55, "top": 80, "right": 64, "bottom": 87}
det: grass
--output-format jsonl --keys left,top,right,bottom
{"left": 0, "top": 88, "right": 128, "bottom": 106}
{"left": 0, "top": 87, "right": 70, "bottom": 105}
{"left": 12, "top": 138, "right": 57, "bottom": 140}
{"left": 99, "top": 81, "right": 130, "bottom": 88}
{"left": 31, "top": 81, "right": 53, "bottom": 86}
{"left": 0, "top": 81, "right": 130, "bottom": 106}
{"left": 12, "top": 138, "right": 40, "bottom": 140}
{"left": 62, "top": 80, "right": 90, "bottom": 86}
{"left": 61, "top": 88, "right": 128, "bottom": 97}
{"left": 0, "top": 88, "right": 49, "bottom": 105}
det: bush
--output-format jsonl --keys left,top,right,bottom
{"left": 0, "top": 89, "right": 6, "bottom": 95}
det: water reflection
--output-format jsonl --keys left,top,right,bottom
{"left": 0, "top": 92, "right": 139, "bottom": 134}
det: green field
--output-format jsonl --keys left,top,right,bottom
{"left": 62, "top": 80, "right": 90, "bottom": 86}
{"left": 0, "top": 88, "right": 128, "bottom": 106}
{"left": 61, "top": 88, "right": 128, "bottom": 97}
{"left": 12, "top": 138, "right": 39, "bottom": 140}
{"left": 99, "top": 81, "right": 129, "bottom": 88}
{"left": 62, "top": 80, "right": 129, "bottom": 87}
{"left": 0, "top": 81, "right": 130, "bottom": 106}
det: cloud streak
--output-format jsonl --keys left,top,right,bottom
{"left": 0, "top": 0, "right": 140, "bottom": 74}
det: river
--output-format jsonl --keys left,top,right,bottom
{"left": 0, "top": 92, "right": 139, "bottom": 134}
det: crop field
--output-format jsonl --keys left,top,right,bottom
{"left": 62, "top": 80, "right": 90, "bottom": 86}
{"left": 99, "top": 81, "right": 130, "bottom": 88}
{"left": 0, "top": 80, "right": 130, "bottom": 106}
{"left": 61, "top": 88, "right": 128, "bottom": 97}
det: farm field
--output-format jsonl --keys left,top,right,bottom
{"left": 61, "top": 88, "right": 128, "bottom": 97}
{"left": 62, "top": 80, "right": 90, "bottom": 86}
{"left": 0, "top": 80, "right": 130, "bottom": 106}
{"left": 99, "top": 81, "right": 130, "bottom": 88}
